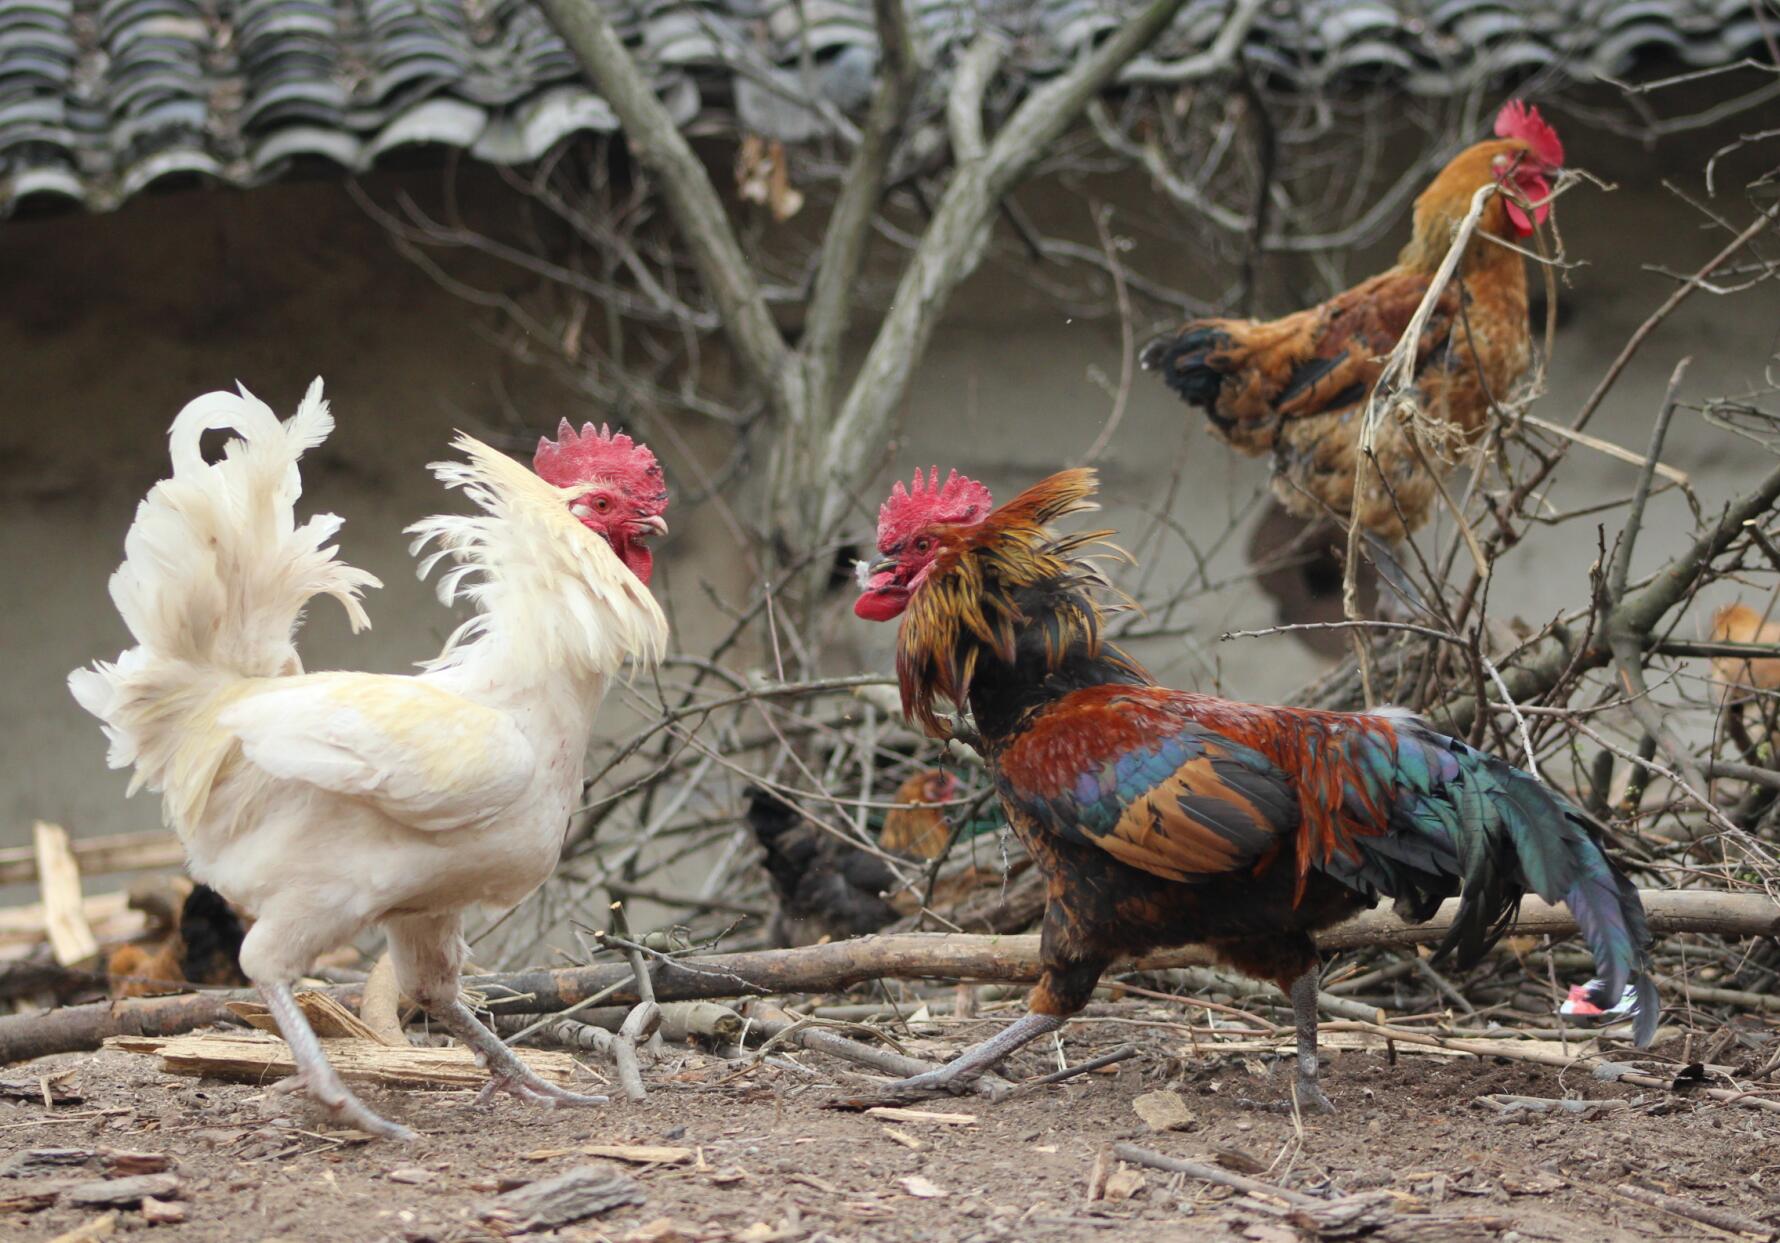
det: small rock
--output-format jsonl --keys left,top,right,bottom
{"left": 387, "top": 1168, "right": 432, "bottom": 1185}
{"left": 67, "top": 1173, "right": 180, "bottom": 1208}
{"left": 899, "top": 1175, "right": 946, "bottom": 1198}
{"left": 1132, "top": 1090, "right": 1195, "bottom": 1133}
{"left": 140, "top": 1197, "right": 186, "bottom": 1225}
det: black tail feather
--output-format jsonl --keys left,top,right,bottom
{"left": 1142, "top": 325, "right": 1233, "bottom": 414}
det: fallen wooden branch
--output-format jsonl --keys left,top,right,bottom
{"left": 5, "top": 889, "right": 1773, "bottom": 1064}
{"left": 1611, "top": 1182, "right": 1776, "bottom": 1240}
{"left": 0, "top": 830, "right": 182, "bottom": 887}
{"left": 743, "top": 1003, "right": 1005, "bottom": 1100}
{"left": 1110, "top": 1142, "right": 1321, "bottom": 1207}
{"left": 106, "top": 1029, "right": 580, "bottom": 1090}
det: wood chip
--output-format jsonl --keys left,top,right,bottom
{"left": 102, "top": 1150, "right": 171, "bottom": 1176}
{"left": 899, "top": 1174, "right": 946, "bottom": 1198}
{"left": 66, "top": 1173, "right": 180, "bottom": 1207}
{"left": 1502, "top": 1171, "right": 1566, "bottom": 1196}
{"left": 228, "top": 991, "right": 390, "bottom": 1044}
{"left": 623, "top": 1218, "right": 700, "bottom": 1243}
{"left": 881, "top": 1126, "right": 926, "bottom": 1151}
{"left": 34, "top": 822, "right": 98, "bottom": 966}
{"left": 1102, "top": 1167, "right": 1146, "bottom": 1202}
{"left": 140, "top": 1196, "right": 186, "bottom": 1225}
{"left": 479, "top": 1164, "right": 644, "bottom": 1233}
{"left": 1086, "top": 1148, "right": 1112, "bottom": 1201}
{"left": 0, "top": 1075, "right": 83, "bottom": 1106}
{"left": 862, "top": 1106, "right": 977, "bottom": 1126}
{"left": 47, "top": 1212, "right": 117, "bottom": 1243}
{"left": 525, "top": 1144, "right": 692, "bottom": 1166}
{"left": 0, "top": 1180, "right": 68, "bottom": 1213}
{"left": 386, "top": 1167, "right": 433, "bottom": 1185}
{"left": 2, "top": 1148, "right": 94, "bottom": 1177}
{"left": 0, "top": 892, "right": 137, "bottom": 956}
{"left": 106, "top": 1030, "right": 577, "bottom": 1090}
{"left": 1131, "top": 1089, "right": 1195, "bottom": 1133}
{"left": 581, "top": 1144, "right": 694, "bottom": 1166}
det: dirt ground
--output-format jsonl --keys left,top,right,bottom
{"left": 6, "top": 1006, "right": 1778, "bottom": 1243}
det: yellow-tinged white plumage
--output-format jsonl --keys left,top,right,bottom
{"left": 71, "top": 380, "right": 668, "bottom": 988}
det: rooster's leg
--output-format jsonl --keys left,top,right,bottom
{"left": 434, "top": 1000, "right": 609, "bottom": 1108}
{"left": 261, "top": 981, "right": 417, "bottom": 1141}
{"left": 879, "top": 1011, "right": 1064, "bottom": 1094}
{"left": 1288, "top": 965, "right": 1335, "bottom": 1114}
{"left": 389, "top": 913, "right": 607, "bottom": 1108}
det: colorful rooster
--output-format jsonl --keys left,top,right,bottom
{"left": 853, "top": 466, "right": 1656, "bottom": 1108}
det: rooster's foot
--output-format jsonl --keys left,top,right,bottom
{"left": 268, "top": 1070, "right": 417, "bottom": 1141}
{"left": 259, "top": 981, "right": 417, "bottom": 1141}
{"left": 1294, "top": 1075, "right": 1335, "bottom": 1116}
{"left": 878, "top": 1066, "right": 980, "bottom": 1096}
{"left": 432, "top": 999, "right": 608, "bottom": 1109}
{"left": 877, "top": 1011, "right": 1064, "bottom": 1098}
{"left": 472, "top": 1066, "right": 608, "bottom": 1109}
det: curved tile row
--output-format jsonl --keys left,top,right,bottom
{"left": 2, "top": 0, "right": 1773, "bottom": 215}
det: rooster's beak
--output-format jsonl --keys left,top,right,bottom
{"left": 635, "top": 515, "right": 669, "bottom": 537}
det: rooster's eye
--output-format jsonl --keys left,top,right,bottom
{"left": 593, "top": 497, "right": 611, "bottom": 513}
{"left": 914, "top": 537, "right": 932, "bottom": 554}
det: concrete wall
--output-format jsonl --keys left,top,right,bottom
{"left": 5, "top": 114, "right": 1778, "bottom": 848}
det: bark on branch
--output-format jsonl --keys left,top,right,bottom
{"left": 533, "top": 0, "right": 796, "bottom": 416}
{"left": 1432, "top": 453, "right": 1780, "bottom": 737}
{"left": 4, "top": 889, "right": 1770, "bottom": 1065}
{"left": 800, "top": 0, "right": 918, "bottom": 423}
{"left": 816, "top": 0, "right": 1203, "bottom": 527}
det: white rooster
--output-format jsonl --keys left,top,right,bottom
{"left": 70, "top": 381, "right": 669, "bottom": 1139}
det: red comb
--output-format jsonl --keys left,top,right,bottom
{"left": 534, "top": 419, "right": 667, "bottom": 508}
{"left": 875, "top": 467, "right": 993, "bottom": 552}
{"left": 1494, "top": 100, "right": 1563, "bottom": 169}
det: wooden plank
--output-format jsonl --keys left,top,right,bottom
{"left": 34, "top": 823, "right": 98, "bottom": 966}
{"left": 105, "top": 1029, "right": 582, "bottom": 1090}
{"left": 0, "top": 893, "right": 140, "bottom": 958}
{"left": 0, "top": 830, "right": 183, "bottom": 886}
{"left": 227, "top": 991, "right": 392, "bottom": 1044}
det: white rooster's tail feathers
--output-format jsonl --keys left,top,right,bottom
{"left": 69, "top": 379, "right": 381, "bottom": 790}
{"left": 111, "top": 379, "right": 379, "bottom": 674}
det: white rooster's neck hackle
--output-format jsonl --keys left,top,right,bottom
{"left": 408, "top": 434, "right": 668, "bottom": 687}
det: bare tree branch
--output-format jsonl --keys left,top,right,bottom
{"left": 818, "top": 0, "right": 1212, "bottom": 523}
{"left": 534, "top": 0, "right": 797, "bottom": 417}
{"left": 800, "top": 0, "right": 919, "bottom": 424}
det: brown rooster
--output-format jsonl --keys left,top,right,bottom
{"left": 108, "top": 882, "right": 250, "bottom": 998}
{"left": 878, "top": 769, "right": 963, "bottom": 859}
{"left": 1144, "top": 102, "right": 1565, "bottom": 604}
